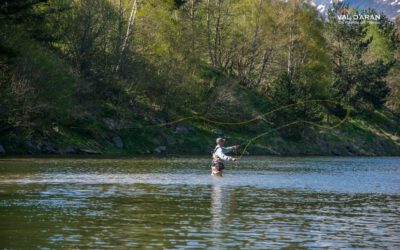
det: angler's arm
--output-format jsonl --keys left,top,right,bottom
{"left": 222, "top": 145, "right": 239, "bottom": 153}
{"left": 222, "top": 147, "right": 233, "bottom": 153}
{"left": 216, "top": 148, "right": 233, "bottom": 161}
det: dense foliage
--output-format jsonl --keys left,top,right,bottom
{"left": 0, "top": 0, "right": 399, "bottom": 154}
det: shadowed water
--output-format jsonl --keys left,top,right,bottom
{"left": 0, "top": 156, "right": 399, "bottom": 249}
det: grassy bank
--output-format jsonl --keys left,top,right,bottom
{"left": 1, "top": 107, "right": 399, "bottom": 156}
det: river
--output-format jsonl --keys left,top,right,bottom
{"left": 0, "top": 156, "right": 399, "bottom": 249}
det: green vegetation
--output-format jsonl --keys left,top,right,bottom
{"left": 0, "top": 0, "right": 399, "bottom": 155}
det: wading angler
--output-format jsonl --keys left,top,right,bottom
{"left": 211, "top": 138, "right": 239, "bottom": 176}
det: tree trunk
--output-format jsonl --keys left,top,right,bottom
{"left": 246, "top": 0, "right": 263, "bottom": 85}
{"left": 255, "top": 46, "right": 273, "bottom": 87}
{"left": 287, "top": 6, "right": 295, "bottom": 78}
{"left": 114, "top": 0, "right": 138, "bottom": 73}
{"left": 190, "top": 0, "right": 195, "bottom": 52}
{"left": 213, "top": 0, "right": 222, "bottom": 68}
{"left": 287, "top": 26, "right": 292, "bottom": 76}
{"left": 206, "top": 0, "right": 214, "bottom": 66}
{"left": 115, "top": 0, "right": 123, "bottom": 62}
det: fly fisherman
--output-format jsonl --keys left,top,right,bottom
{"left": 211, "top": 138, "right": 239, "bottom": 176}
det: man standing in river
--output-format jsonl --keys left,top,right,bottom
{"left": 211, "top": 138, "right": 239, "bottom": 176}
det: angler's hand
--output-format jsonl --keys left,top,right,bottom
{"left": 232, "top": 145, "right": 240, "bottom": 150}
{"left": 232, "top": 158, "right": 239, "bottom": 161}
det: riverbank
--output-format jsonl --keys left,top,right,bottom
{"left": 1, "top": 110, "right": 399, "bottom": 156}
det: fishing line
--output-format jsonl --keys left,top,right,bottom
{"left": 156, "top": 99, "right": 351, "bottom": 158}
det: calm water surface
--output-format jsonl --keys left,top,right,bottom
{"left": 0, "top": 156, "right": 399, "bottom": 249}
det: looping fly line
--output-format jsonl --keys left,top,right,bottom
{"left": 157, "top": 99, "right": 351, "bottom": 158}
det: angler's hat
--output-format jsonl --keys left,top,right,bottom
{"left": 216, "top": 137, "right": 225, "bottom": 144}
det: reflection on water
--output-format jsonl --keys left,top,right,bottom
{"left": 211, "top": 184, "right": 223, "bottom": 230}
{"left": 211, "top": 184, "right": 223, "bottom": 249}
{"left": 0, "top": 156, "right": 399, "bottom": 248}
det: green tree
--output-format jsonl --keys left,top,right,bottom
{"left": 325, "top": 3, "right": 395, "bottom": 112}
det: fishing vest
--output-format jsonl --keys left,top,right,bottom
{"left": 212, "top": 146, "right": 223, "bottom": 162}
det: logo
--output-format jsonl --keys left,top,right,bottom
{"left": 335, "top": 0, "right": 380, "bottom": 24}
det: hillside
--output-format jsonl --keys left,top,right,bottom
{"left": 0, "top": 0, "right": 400, "bottom": 156}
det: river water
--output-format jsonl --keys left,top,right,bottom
{"left": 0, "top": 156, "right": 399, "bottom": 249}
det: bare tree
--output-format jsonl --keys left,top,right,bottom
{"left": 189, "top": 0, "right": 196, "bottom": 52}
{"left": 114, "top": 0, "right": 138, "bottom": 73}
{"left": 206, "top": 0, "right": 214, "bottom": 66}
{"left": 255, "top": 45, "right": 274, "bottom": 87}
{"left": 115, "top": 0, "right": 123, "bottom": 54}
{"left": 246, "top": 0, "right": 263, "bottom": 84}
{"left": 213, "top": 0, "right": 222, "bottom": 67}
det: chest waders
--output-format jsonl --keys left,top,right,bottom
{"left": 211, "top": 146, "right": 225, "bottom": 175}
